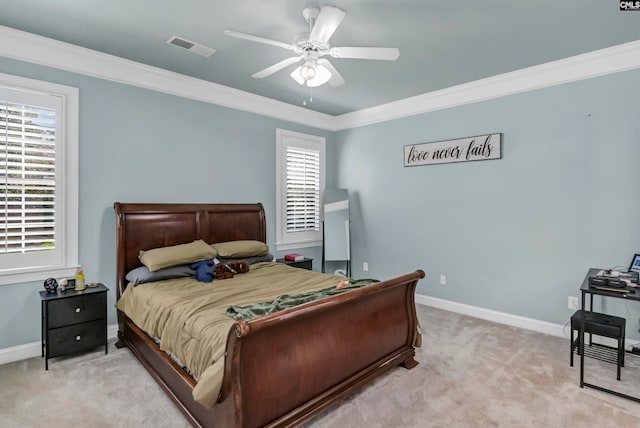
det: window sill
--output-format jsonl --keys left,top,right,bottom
{"left": 275, "top": 240, "right": 322, "bottom": 252}
{"left": 0, "top": 266, "right": 78, "bottom": 286}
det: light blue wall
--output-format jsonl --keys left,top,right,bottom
{"left": 334, "top": 69, "right": 640, "bottom": 334}
{"left": 2, "top": 56, "right": 639, "bottom": 350}
{"left": 0, "top": 57, "right": 332, "bottom": 349}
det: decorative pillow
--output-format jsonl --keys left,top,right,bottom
{"left": 139, "top": 239, "right": 217, "bottom": 272}
{"left": 126, "top": 264, "right": 196, "bottom": 286}
{"left": 211, "top": 240, "right": 269, "bottom": 258}
{"left": 217, "top": 253, "right": 275, "bottom": 266}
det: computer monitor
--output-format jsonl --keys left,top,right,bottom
{"left": 629, "top": 253, "right": 640, "bottom": 273}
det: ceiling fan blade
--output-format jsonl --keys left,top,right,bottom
{"left": 252, "top": 56, "right": 303, "bottom": 78}
{"left": 223, "top": 30, "right": 295, "bottom": 51}
{"left": 318, "top": 59, "right": 345, "bottom": 88}
{"left": 309, "top": 6, "right": 346, "bottom": 43}
{"left": 330, "top": 46, "right": 400, "bottom": 61}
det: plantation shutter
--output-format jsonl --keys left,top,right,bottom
{"left": 275, "top": 129, "right": 324, "bottom": 250}
{"left": 0, "top": 100, "right": 57, "bottom": 256}
{"left": 286, "top": 145, "right": 320, "bottom": 233}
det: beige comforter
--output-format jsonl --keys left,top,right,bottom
{"left": 116, "top": 262, "right": 343, "bottom": 408}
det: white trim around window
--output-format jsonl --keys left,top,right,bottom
{"left": 0, "top": 72, "right": 78, "bottom": 285}
{"left": 275, "top": 129, "right": 325, "bottom": 251}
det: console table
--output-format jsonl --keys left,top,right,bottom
{"left": 579, "top": 268, "right": 640, "bottom": 402}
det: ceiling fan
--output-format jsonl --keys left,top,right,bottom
{"left": 223, "top": 5, "right": 400, "bottom": 88}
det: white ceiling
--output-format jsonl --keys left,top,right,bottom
{"left": 0, "top": 0, "right": 639, "bottom": 117}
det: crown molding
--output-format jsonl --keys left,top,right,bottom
{"left": 333, "top": 39, "right": 640, "bottom": 130}
{"left": 0, "top": 25, "right": 335, "bottom": 131}
{"left": 1, "top": 25, "right": 639, "bottom": 132}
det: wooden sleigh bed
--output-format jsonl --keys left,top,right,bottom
{"left": 114, "top": 202, "right": 425, "bottom": 427}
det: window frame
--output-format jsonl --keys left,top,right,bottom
{"left": 0, "top": 72, "right": 78, "bottom": 285}
{"left": 275, "top": 128, "right": 325, "bottom": 251}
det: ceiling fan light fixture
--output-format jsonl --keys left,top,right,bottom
{"left": 300, "top": 61, "right": 316, "bottom": 80}
{"left": 305, "top": 64, "right": 332, "bottom": 87}
{"left": 290, "top": 64, "right": 331, "bottom": 87}
{"left": 290, "top": 67, "right": 305, "bottom": 85}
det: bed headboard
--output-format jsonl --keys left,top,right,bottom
{"left": 114, "top": 202, "right": 266, "bottom": 297}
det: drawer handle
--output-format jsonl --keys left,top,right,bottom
{"left": 75, "top": 307, "right": 81, "bottom": 313}
{"left": 75, "top": 335, "right": 82, "bottom": 341}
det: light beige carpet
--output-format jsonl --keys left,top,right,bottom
{"left": 2, "top": 305, "right": 640, "bottom": 427}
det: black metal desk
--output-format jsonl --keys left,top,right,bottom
{"left": 579, "top": 268, "right": 640, "bottom": 402}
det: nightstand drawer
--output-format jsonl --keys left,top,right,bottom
{"left": 48, "top": 293, "right": 107, "bottom": 328}
{"left": 48, "top": 319, "right": 105, "bottom": 358}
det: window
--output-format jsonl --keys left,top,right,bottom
{"left": 275, "top": 129, "right": 325, "bottom": 250}
{"left": 0, "top": 73, "right": 78, "bottom": 285}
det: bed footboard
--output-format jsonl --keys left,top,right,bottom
{"left": 221, "top": 269, "right": 425, "bottom": 427}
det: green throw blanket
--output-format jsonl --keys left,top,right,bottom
{"left": 226, "top": 278, "right": 379, "bottom": 321}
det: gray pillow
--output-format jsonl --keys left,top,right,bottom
{"left": 126, "top": 264, "right": 196, "bottom": 286}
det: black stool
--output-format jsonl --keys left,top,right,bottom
{"left": 570, "top": 310, "right": 625, "bottom": 380}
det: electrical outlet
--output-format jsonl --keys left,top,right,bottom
{"left": 568, "top": 296, "right": 579, "bottom": 310}
{"left": 440, "top": 275, "right": 446, "bottom": 286}
{"left": 363, "top": 262, "right": 368, "bottom": 272}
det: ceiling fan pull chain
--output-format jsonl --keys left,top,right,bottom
{"left": 302, "top": 87, "right": 313, "bottom": 106}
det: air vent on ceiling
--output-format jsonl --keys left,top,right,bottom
{"left": 167, "top": 36, "right": 216, "bottom": 57}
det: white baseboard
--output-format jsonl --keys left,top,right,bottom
{"left": 416, "top": 293, "right": 638, "bottom": 350}
{"left": 0, "top": 323, "right": 119, "bottom": 366}
{"left": 415, "top": 293, "right": 566, "bottom": 337}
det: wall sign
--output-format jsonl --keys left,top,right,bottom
{"left": 404, "top": 133, "right": 502, "bottom": 167}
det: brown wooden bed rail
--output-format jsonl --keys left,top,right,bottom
{"left": 114, "top": 202, "right": 425, "bottom": 427}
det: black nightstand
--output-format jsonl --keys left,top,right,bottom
{"left": 40, "top": 283, "right": 108, "bottom": 370}
{"left": 277, "top": 258, "right": 313, "bottom": 270}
